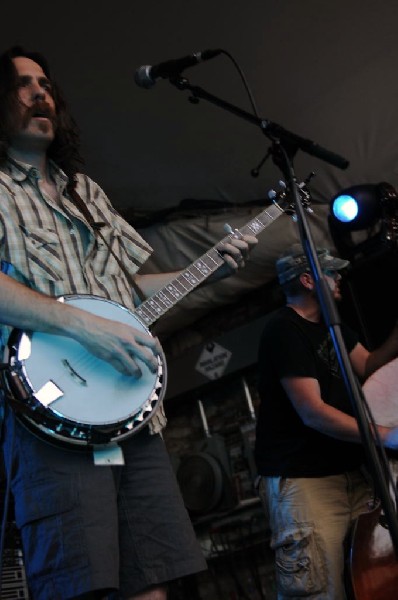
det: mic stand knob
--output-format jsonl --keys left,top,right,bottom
{"left": 250, "top": 147, "right": 271, "bottom": 178}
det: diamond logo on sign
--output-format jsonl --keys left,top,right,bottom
{"left": 195, "top": 342, "right": 232, "bottom": 380}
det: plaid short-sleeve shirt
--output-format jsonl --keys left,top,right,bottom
{"left": 0, "top": 157, "right": 167, "bottom": 433}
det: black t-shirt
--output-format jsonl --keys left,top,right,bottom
{"left": 255, "top": 306, "right": 366, "bottom": 477}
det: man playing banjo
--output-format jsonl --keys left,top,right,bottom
{"left": 0, "top": 46, "right": 257, "bottom": 600}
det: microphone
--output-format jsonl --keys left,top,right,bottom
{"left": 134, "top": 49, "right": 222, "bottom": 89}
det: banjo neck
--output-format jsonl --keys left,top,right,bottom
{"left": 135, "top": 201, "right": 287, "bottom": 328}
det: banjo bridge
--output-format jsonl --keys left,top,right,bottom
{"left": 62, "top": 358, "right": 88, "bottom": 386}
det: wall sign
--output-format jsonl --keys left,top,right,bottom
{"left": 195, "top": 342, "right": 232, "bottom": 381}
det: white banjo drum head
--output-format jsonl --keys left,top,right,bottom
{"left": 6, "top": 295, "right": 166, "bottom": 447}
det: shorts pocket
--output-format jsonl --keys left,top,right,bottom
{"left": 13, "top": 477, "right": 89, "bottom": 578}
{"left": 271, "top": 524, "right": 326, "bottom": 596}
{"left": 13, "top": 477, "right": 77, "bottom": 527}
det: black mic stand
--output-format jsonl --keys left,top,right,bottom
{"left": 168, "top": 73, "right": 398, "bottom": 554}
{"left": 168, "top": 75, "right": 349, "bottom": 170}
{"left": 274, "top": 142, "right": 398, "bottom": 557}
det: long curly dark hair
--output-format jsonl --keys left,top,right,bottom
{"left": 0, "top": 46, "right": 84, "bottom": 191}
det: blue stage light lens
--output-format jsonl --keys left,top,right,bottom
{"left": 332, "top": 194, "right": 359, "bottom": 223}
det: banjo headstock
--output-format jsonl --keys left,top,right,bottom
{"left": 268, "top": 172, "right": 315, "bottom": 219}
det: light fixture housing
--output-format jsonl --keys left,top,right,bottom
{"left": 328, "top": 182, "right": 398, "bottom": 262}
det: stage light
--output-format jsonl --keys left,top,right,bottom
{"left": 328, "top": 182, "right": 398, "bottom": 261}
{"left": 331, "top": 194, "right": 359, "bottom": 224}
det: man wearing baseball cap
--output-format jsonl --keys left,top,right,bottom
{"left": 276, "top": 243, "right": 349, "bottom": 285}
{"left": 254, "top": 242, "right": 398, "bottom": 599}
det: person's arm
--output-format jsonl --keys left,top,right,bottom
{"left": 282, "top": 375, "right": 398, "bottom": 450}
{"left": 342, "top": 323, "right": 398, "bottom": 383}
{"left": 364, "top": 322, "right": 398, "bottom": 379}
{"left": 0, "top": 229, "right": 256, "bottom": 375}
{"left": 0, "top": 272, "right": 160, "bottom": 377}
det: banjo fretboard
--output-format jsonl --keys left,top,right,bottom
{"left": 134, "top": 202, "right": 284, "bottom": 327}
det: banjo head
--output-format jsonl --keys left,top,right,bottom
{"left": 5, "top": 295, "right": 167, "bottom": 448}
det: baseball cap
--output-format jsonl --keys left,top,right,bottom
{"left": 276, "top": 243, "right": 350, "bottom": 285}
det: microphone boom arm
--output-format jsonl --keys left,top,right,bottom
{"left": 169, "top": 75, "right": 349, "bottom": 170}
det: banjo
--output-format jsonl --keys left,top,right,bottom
{"left": 2, "top": 188, "right": 302, "bottom": 449}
